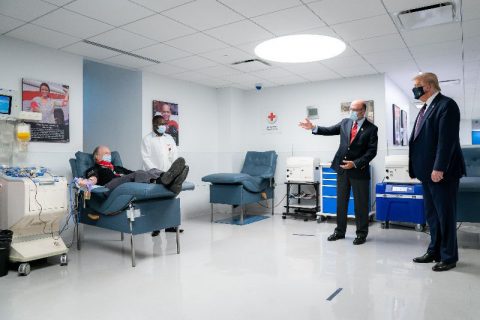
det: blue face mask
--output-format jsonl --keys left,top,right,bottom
{"left": 102, "top": 154, "right": 112, "bottom": 163}
{"left": 349, "top": 111, "right": 359, "bottom": 121}
{"left": 157, "top": 125, "right": 167, "bottom": 135}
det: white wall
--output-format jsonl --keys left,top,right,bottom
{"left": 142, "top": 72, "right": 219, "bottom": 219}
{"left": 235, "top": 74, "right": 388, "bottom": 211}
{"left": 460, "top": 119, "right": 472, "bottom": 145}
{"left": 0, "top": 36, "right": 83, "bottom": 176}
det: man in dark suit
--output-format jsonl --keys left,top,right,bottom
{"left": 300, "top": 100, "right": 378, "bottom": 245}
{"left": 409, "top": 72, "right": 465, "bottom": 272}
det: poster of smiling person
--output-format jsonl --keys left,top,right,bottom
{"left": 22, "top": 78, "right": 70, "bottom": 142}
{"left": 152, "top": 100, "right": 179, "bottom": 145}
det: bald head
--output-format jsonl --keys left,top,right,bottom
{"left": 350, "top": 100, "right": 367, "bottom": 120}
{"left": 93, "top": 145, "right": 111, "bottom": 162}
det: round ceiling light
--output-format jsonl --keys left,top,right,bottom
{"left": 254, "top": 34, "right": 346, "bottom": 63}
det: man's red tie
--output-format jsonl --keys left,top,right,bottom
{"left": 350, "top": 121, "right": 358, "bottom": 144}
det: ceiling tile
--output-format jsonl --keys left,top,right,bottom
{"left": 298, "top": 25, "right": 338, "bottom": 37}
{"left": 122, "top": 14, "right": 195, "bottom": 42}
{"left": 248, "top": 67, "right": 294, "bottom": 79}
{"left": 0, "top": 0, "right": 56, "bottom": 22}
{"left": 231, "top": 60, "right": 270, "bottom": 72}
{"left": 308, "top": 0, "right": 386, "bottom": 25}
{"left": 61, "top": 41, "right": 120, "bottom": 60}
{"left": 168, "top": 56, "right": 217, "bottom": 70}
{"left": 363, "top": 48, "right": 412, "bottom": 65}
{"left": 132, "top": 43, "right": 191, "bottom": 62}
{"left": 382, "top": 0, "right": 445, "bottom": 13}
{"left": 6, "top": 23, "right": 78, "bottom": 49}
{"left": 409, "top": 40, "right": 462, "bottom": 60}
{"left": 235, "top": 40, "right": 267, "bottom": 56}
{"left": 282, "top": 62, "right": 336, "bottom": 75}
{"left": 462, "top": 0, "right": 480, "bottom": 21}
{"left": 170, "top": 71, "right": 222, "bottom": 86}
{"left": 205, "top": 20, "right": 273, "bottom": 45}
{"left": 252, "top": 5, "right": 324, "bottom": 36}
{"left": 199, "top": 47, "right": 253, "bottom": 64}
{"left": 42, "top": 0, "right": 73, "bottom": 6}
{"left": 373, "top": 59, "right": 419, "bottom": 73}
{"left": 401, "top": 22, "right": 462, "bottom": 47}
{"left": 128, "top": 0, "right": 195, "bottom": 13}
{"left": 301, "top": 71, "right": 343, "bottom": 82}
{"left": 143, "top": 62, "right": 187, "bottom": 75}
{"left": 103, "top": 54, "right": 156, "bottom": 69}
{"left": 65, "top": 0, "right": 153, "bottom": 27}
{"left": 334, "top": 65, "right": 378, "bottom": 78}
{"left": 269, "top": 74, "right": 308, "bottom": 85}
{"left": 217, "top": 0, "right": 301, "bottom": 18}
{"left": 165, "top": 33, "right": 228, "bottom": 54}
{"left": 88, "top": 28, "right": 156, "bottom": 51}
{"left": 221, "top": 73, "right": 263, "bottom": 85}
{"left": 162, "top": 0, "right": 244, "bottom": 31}
{"left": 321, "top": 54, "right": 369, "bottom": 69}
{"left": 0, "top": 14, "right": 25, "bottom": 34}
{"left": 198, "top": 65, "right": 242, "bottom": 77}
{"left": 33, "top": 8, "right": 113, "bottom": 38}
{"left": 350, "top": 33, "right": 406, "bottom": 55}
{"left": 331, "top": 15, "right": 397, "bottom": 42}
{"left": 463, "top": 18, "right": 480, "bottom": 39}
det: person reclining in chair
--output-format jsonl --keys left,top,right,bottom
{"left": 77, "top": 145, "right": 189, "bottom": 196}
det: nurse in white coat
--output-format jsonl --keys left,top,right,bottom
{"left": 141, "top": 114, "right": 178, "bottom": 172}
{"left": 141, "top": 115, "right": 182, "bottom": 235}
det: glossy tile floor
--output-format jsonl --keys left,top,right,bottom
{"left": 1, "top": 215, "right": 479, "bottom": 320}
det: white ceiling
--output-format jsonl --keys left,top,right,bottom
{"left": 1, "top": 0, "right": 479, "bottom": 118}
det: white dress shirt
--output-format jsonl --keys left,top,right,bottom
{"left": 424, "top": 91, "right": 440, "bottom": 112}
{"left": 141, "top": 132, "right": 178, "bottom": 171}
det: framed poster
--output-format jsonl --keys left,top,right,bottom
{"left": 22, "top": 78, "right": 69, "bottom": 142}
{"left": 152, "top": 100, "right": 179, "bottom": 145}
{"left": 340, "top": 100, "right": 375, "bottom": 123}
{"left": 401, "top": 109, "right": 408, "bottom": 146}
{"left": 392, "top": 104, "right": 402, "bottom": 146}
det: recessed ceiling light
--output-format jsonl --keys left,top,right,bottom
{"left": 254, "top": 34, "right": 346, "bottom": 63}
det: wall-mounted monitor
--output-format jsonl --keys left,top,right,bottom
{"left": 0, "top": 94, "right": 12, "bottom": 115}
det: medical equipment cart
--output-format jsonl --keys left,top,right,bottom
{"left": 282, "top": 181, "right": 320, "bottom": 221}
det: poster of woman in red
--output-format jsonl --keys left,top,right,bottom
{"left": 22, "top": 78, "right": 69, "bottom": 143}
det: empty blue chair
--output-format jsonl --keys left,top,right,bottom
{"left": 70, "top": 151, "right": 194, "bottom": 266}
{"left": 457, "top": 146, "right": 480, "bottom": 222}
{"left": 202, "top": 151, "right": 277, "bottom": 224}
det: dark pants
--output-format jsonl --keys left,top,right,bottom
{"left": 104, "top": 169, "right": 163, "bottom": 191}
{"left": 335, "top": 173, "right": 370, "bottom": 237}
{"left": 422, "top": 179, "right": 459, "bottom": 264}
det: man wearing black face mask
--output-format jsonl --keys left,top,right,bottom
{"left": 409, "top": 72, "right": 465, "bottom": 272}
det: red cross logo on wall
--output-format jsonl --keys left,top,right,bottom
{"left": 267, "top": 112, "right": 277, "bottom": 124}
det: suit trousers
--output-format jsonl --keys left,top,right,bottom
{"left": 335, "top": 172, "right": 370, "bottom": 237}
{"left": 422, "top": 179, "right": 459, "bottom": 263}
{"left": 104, "top": 168, "right": 163, "bottom": 192}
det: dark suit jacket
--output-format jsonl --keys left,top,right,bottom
{"left": 313, "top": 118, "right": 378, "bottom": 179}
{"left": 86, "top": 164, "right": 133, "bottom": 186}
{"left": 409, "top": 93, "right": 466, "bottom": 182}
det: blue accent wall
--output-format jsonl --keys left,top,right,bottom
{"left": 83, "top": 60, "right": 142, "bottom": 169}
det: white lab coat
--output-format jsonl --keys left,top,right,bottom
{"left": 141, "top": 132, "right": 178, "bottom": 171}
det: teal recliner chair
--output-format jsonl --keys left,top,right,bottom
{"left": 202, "top": 151, "right": 277, "bottom": 224}
{"left": 457, "top": 146, "right": 480, "bottom": 222}
{"left": 70, "top": 151, "right": 194, "bottom": 267}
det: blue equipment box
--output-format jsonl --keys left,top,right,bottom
{"left": 376, "top": 183, "right": 426, "bottom": 225}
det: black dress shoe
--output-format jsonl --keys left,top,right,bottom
{"left": 353, "top": 236, "right": 366, "bottom": 245}
{"left": 413, "top": 252, "right": 440, "bottom": 263}
{"left": 159, "top": 157, "right": 186, "bottom": 185}
{"left": 432, "top": 261, "right": 456, "bottom": 272}
{"left": 327, "top": 233, "right": 345, "bottom": 241}
{"left": 165, "top": 227, "right": 184, "bottom": 233}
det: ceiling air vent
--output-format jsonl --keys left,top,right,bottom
{"left": 82, "top": 40, "right": 161, "bottom": 64}
{"left": 439, "top": 79, "right": 461, "bottom": 86}
{"left": 393, "top": 1, "right": 460, "bottom": 30}
{"left": 231, "top": 58, "right": 270, "bottom": 72}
